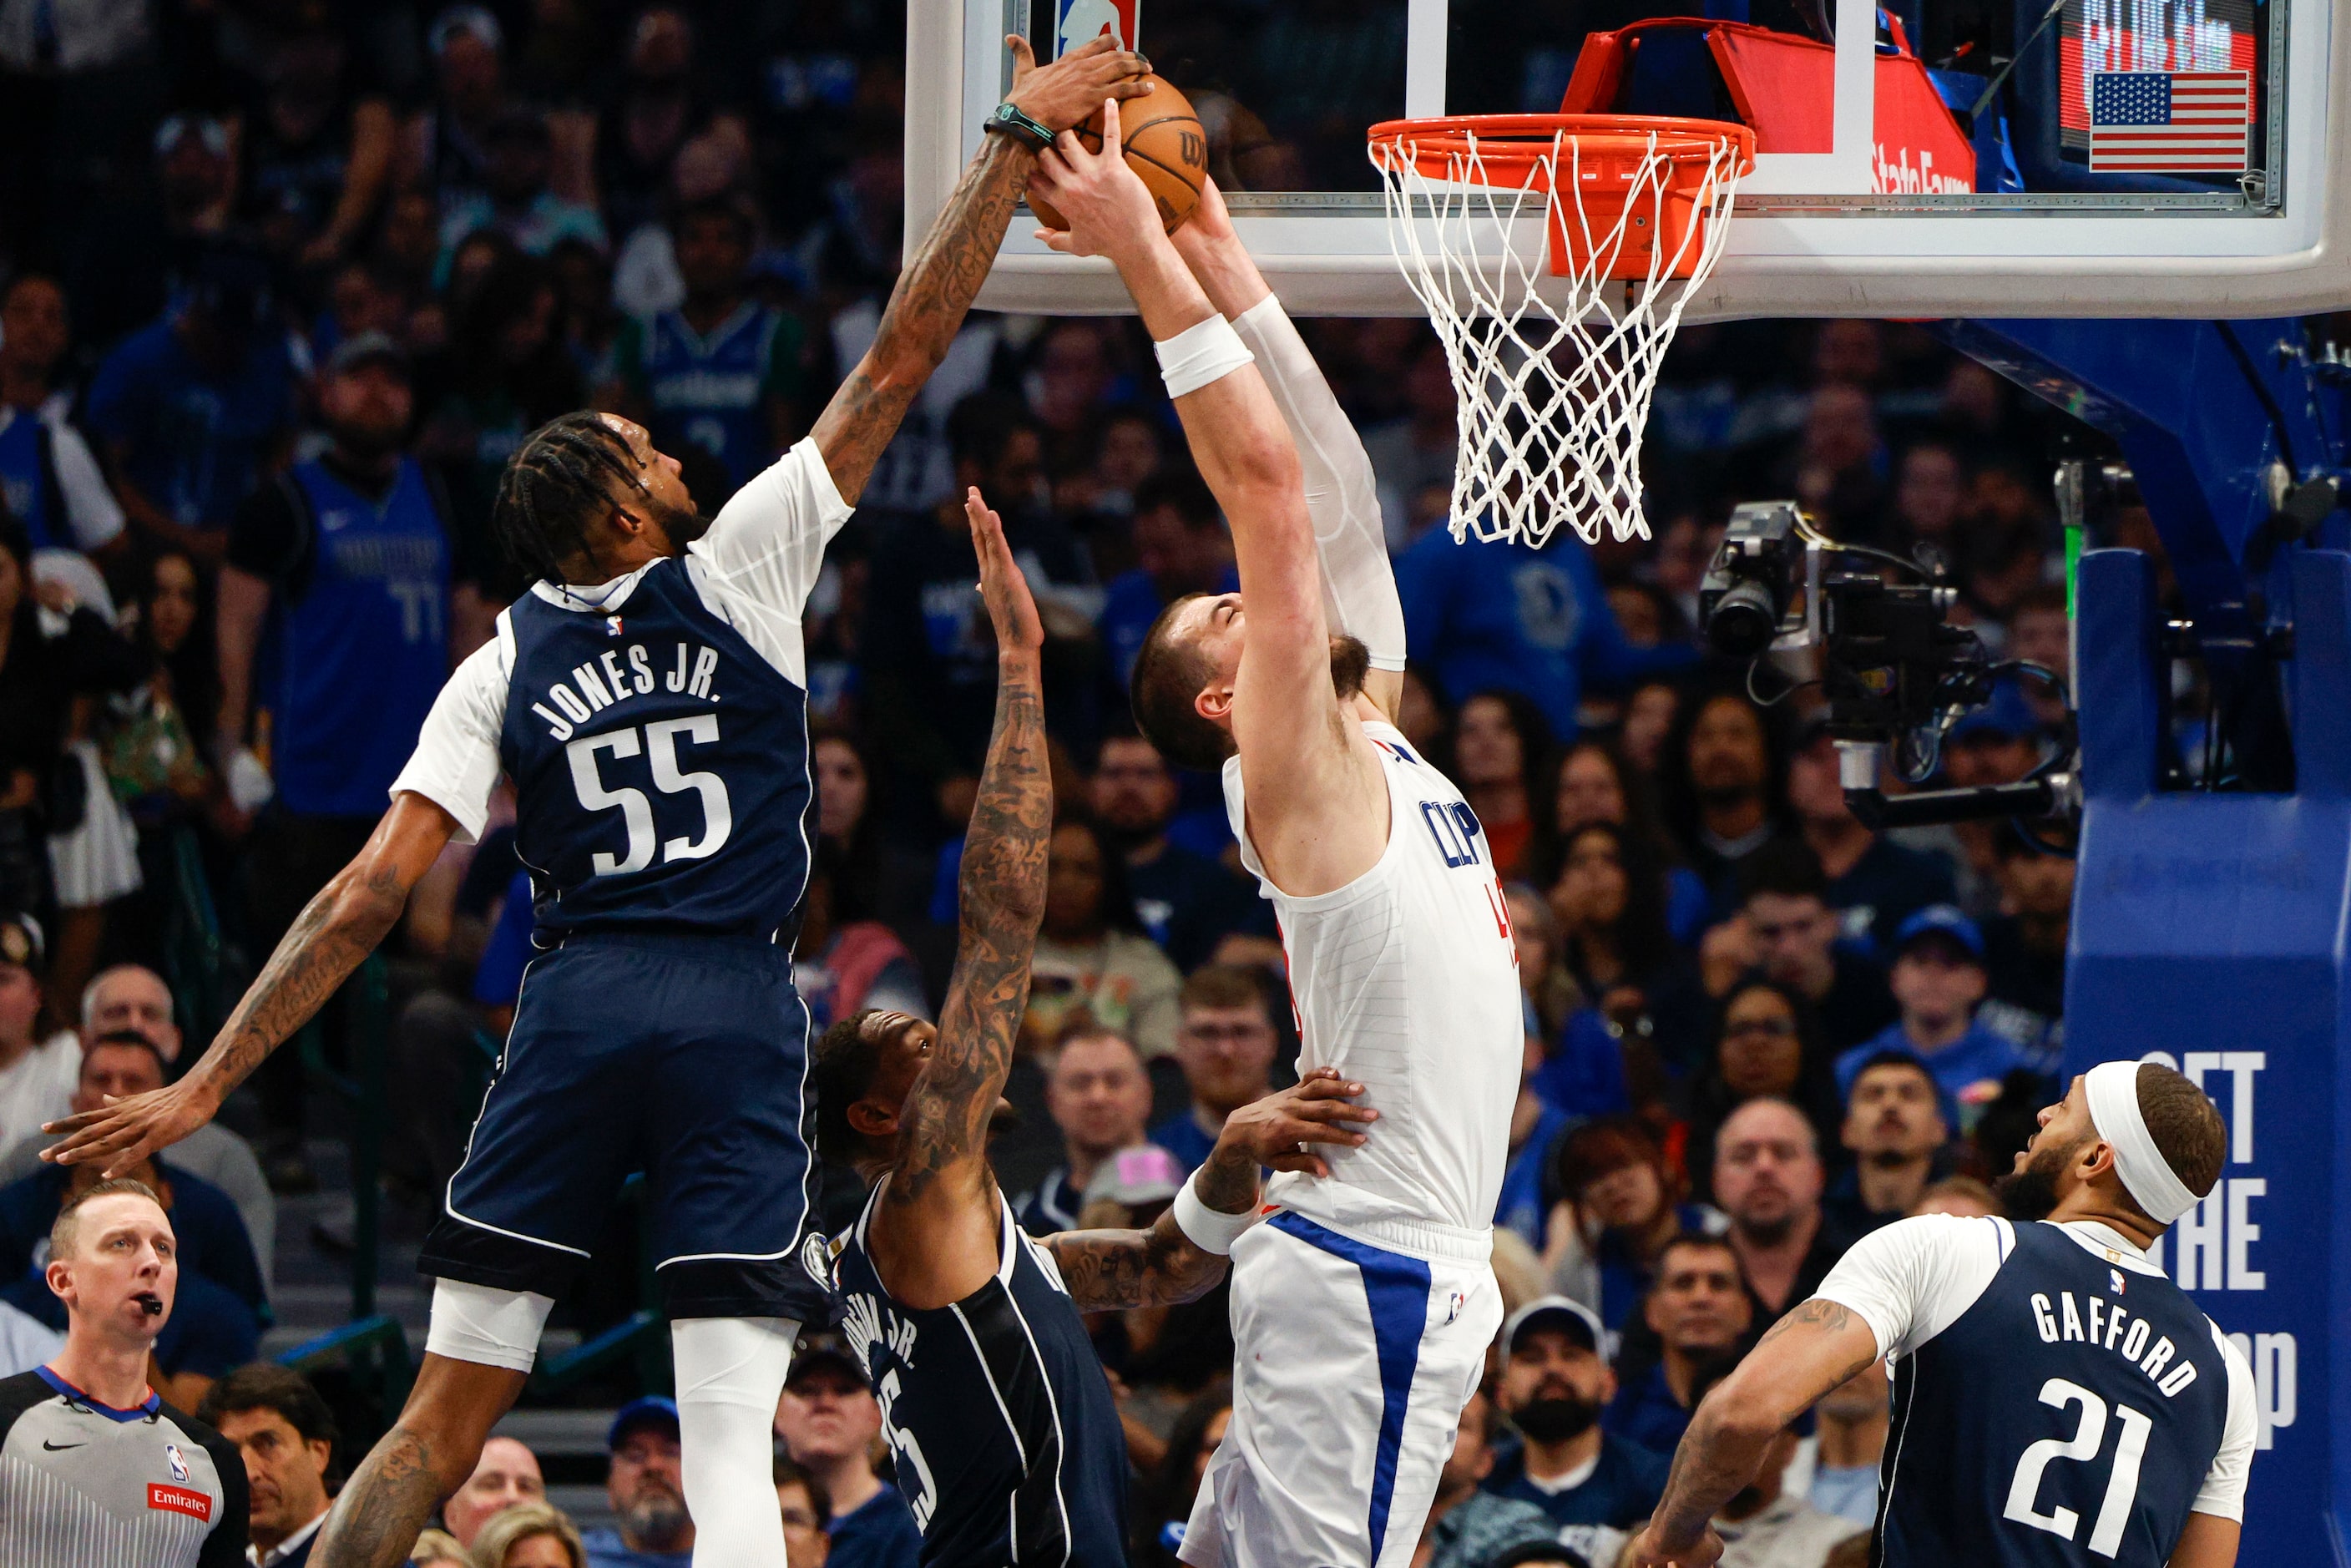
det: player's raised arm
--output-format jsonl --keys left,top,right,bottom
{"left": 1030, "top": 105, "right": 1388, "bottom": 893}
{"left": 1629, "top": 1296, "right": 1881, "bottom": 1567}
{"left": 1170, "top": 177, "right": 1407, "bottom": 723}
{"left": 41, "top": 792, "right": 458, "bottom": 1174}
{"left": 809, "top": 35, "right": 1150, "bottom": 504}
{"left": 867, "top": 491, "right": 1052, "bottom": 1297}
{"left": 1044, "top": 1068, "right": 1378, "bottom": 1310}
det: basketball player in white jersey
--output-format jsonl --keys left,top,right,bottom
{"left": 1030, "top": 114, "right": 1524, "bottom": 1567}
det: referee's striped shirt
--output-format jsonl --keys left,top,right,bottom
{"left": 0, "top": 1368, "right": 248, "bottom": 1566}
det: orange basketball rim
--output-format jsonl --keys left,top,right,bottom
{"left": 1368, "top": 114, "right": 1755, "bottom": 281}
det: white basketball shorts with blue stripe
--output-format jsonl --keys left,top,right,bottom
{"left": 1180, "top": 1208, "right": 1502, "bottom": 1568}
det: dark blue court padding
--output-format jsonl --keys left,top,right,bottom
{"left": 1940, "top": 315, "right": 2351, "bottom": 1556}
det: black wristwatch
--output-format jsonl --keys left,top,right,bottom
{"left": 983, "top": 101, "right": 1057, "bottom": 152}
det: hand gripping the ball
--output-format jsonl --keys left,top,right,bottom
{"left": 1003, "top": 32, "right": 1153, "bottom": 134}
{"left": 1029, "top": 99, "right": 1170, "bottom": 263}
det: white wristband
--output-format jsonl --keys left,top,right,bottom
{"left": 1154, "top": 313, "right": 1255, "bottom": 400}
{"left": 1171, "top": 1170, "right": 1258, "bottom": 1257}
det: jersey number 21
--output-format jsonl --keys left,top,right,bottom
{"left": 2004, "top": 1377, "right": 2153, "bottom": 1557}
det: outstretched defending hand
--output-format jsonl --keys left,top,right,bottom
{"left": 1029, "top": 99, "right": 1164, "bottom": 262}
{"left": 1004, "top": 32, "right": 1153, "bottom": 134}
{"left": 1216, "top": 1067, "right": 1379, "bottom": 1178}
{"left": 967, "top": 487, "right": 1044, "bottom": 655}
{"left": 43, "top": 1076, "right": 220, "bottom": 1178}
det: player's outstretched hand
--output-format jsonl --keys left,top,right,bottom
{"left": 1625, "top": 1522, "right": 1725, "bottom": 1568}
{"left": 1030, "top": 99, "right": 1161, "bottom": 261}
{"left": 967, "top": 487, "right": 1044, "bottom": 656}
{"left": 41, "top": 1078, "right": 220, "bottom": 1179}
{"left": 1004, "top": 32, "right": 1153, "bottom": 134}
{"left": 1216, "top": 1066, "right": 1378, "bottom": 1177}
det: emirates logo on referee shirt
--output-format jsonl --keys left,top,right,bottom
{"left": 148, "top": 1483, "right": 212, "bottom": 1521}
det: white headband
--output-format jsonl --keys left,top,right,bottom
{"left": 2083, "top": 1060, "right": 2201, "bottom": 1226}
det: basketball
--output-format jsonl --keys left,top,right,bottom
{"left": 1030, "top": 75, "right": 1206, "bottom": 236}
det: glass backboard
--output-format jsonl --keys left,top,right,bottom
{"left": 905, "top": 0, "right": 2347, "bottom": 319}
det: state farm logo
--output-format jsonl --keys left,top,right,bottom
{"left": 147, "top": 1483, "right": 212, "bottom": 1521}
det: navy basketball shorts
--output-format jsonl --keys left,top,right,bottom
{"left": 418, "top": 931, "right": 830, "bottom": 1322}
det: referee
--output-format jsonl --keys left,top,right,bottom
{"left": 0, "top": 1177, "right": 248, "bottom": 1565}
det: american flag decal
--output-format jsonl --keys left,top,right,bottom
{"left": 2088, "top": 71, "right": 2251, "bottom": 173}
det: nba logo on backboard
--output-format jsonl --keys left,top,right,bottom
{"left": 1054, "top": 0, "right": 1137, "bottom": 56}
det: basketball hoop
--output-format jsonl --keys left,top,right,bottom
{"left": 1368, "top": 114, "right": 1753, "bottom": 548}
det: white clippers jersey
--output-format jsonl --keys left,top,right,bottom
{"left": 1223, "top": 721, "right": 1523, "bottom": 1244}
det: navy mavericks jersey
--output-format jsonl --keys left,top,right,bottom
{"left": 1878, "top": 1222, "right": 2231, "bottom": 1566}
{"left": 833, "top": 1188, "right": 1130, "bottom": 1567}
{"left": 636, "top": 302, "right": 792, "bottom": 488}
{"left": 498, "top": 556, "right": 811, "bottom": 942}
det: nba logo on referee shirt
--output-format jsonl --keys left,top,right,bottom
{"left": 166, "top": 1442, "right": 190, "bottom": 1482}
{"left": 1055, "top": 0, "right": 1138, "bottom": 55}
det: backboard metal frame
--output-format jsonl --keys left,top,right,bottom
{"left": 908, "top": 0, "right": 2348, "bottom": 320}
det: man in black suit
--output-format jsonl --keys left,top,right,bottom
{"left": 200, "top": 1363, "right": 338, "bottom": 1566}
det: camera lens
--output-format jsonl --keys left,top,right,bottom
{"left": 1707, "top": 581, "right": 1781, "bottom": 658}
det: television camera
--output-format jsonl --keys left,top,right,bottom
{"left": 1696, "top": 499, "right": 2075, "bottom": 833}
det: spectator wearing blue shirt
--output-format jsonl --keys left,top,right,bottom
{"left": 83, "top": 248, "right": 295, "bottom": 555}
{"left": 1098, "top": 466, "right": 1236, "bottom": 691}
{"left": 1486, "top": 1297, "right": 1671, "bottom": 1561}
{"left": 218, "top": 332, "right": 456, "bottom": 1186}
{"left": 1784, "top": 722, "right": 1957, "bottom": 954}
{"left": 604, "top": 198, "right": 806, "bottom": 497}
{"left": 1017, "top": 1027, "right": 1153, "bottom": 1237}
{"left": 1397, "top": 523, "right": 1695, "bottom": 744}
{"left": 1603, "top": 1234, "right": 1752, "bottom": 1457}
{"left": 1833, "top": 905, "right": 2031, "bottom": 1131}
{"left": 1090, "top": 734, "right": 1263, "bottom": 972}
{"left": 1148, "top": 966, "right": 1281, "bottom": 1175}
{"left": 1496, "top": 1009, "right": 1573, "bottom": 1247}
{"left": 581, "top": 1398, "right": 696, "bottom": 1567}
{"left": 776, "top": 1338, "right": 923, "bottom": 1568}
{"left": 0, "top": 276, "right": 128, "bottom": 607}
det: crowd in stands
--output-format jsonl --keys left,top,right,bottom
{"left": 0, "top": 3, "right": 2112, "bottom": 1565}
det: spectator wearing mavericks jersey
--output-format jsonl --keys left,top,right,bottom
{"left": 604, "top": 198, "right": 807, "bottom": 499}
{"left": 215, "top": 333, "right": 455, "bottom": 1187}
{"left": 0, "top": 275, "right": 129, "bottom": 611}
{"left": 1397, "top": 520, "right": 1697, "bottom": 743}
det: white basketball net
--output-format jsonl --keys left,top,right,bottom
{"left": 1372, "top": 127, "right": 1744, "bottom": 547}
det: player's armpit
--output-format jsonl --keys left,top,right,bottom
{"left": 2167, "top": 1512, "right": 2240, "bottom": 1568}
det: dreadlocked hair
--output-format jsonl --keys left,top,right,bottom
{"left": 492, "top": 411, "right": 646, "bottom": 584}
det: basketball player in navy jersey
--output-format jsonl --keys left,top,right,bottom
{"left": 818, "top": 488, "right": 1380, "bottom": 1567}
{"left": 1628, "top": 1061, "right": 2257, "bottom": 1568}
{"left": 39, "top": 35, "right": 1155, "bottom": 1568}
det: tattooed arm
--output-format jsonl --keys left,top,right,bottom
{"left": 42, "top": 793, "right": 457, "bottom": 1174}
{"left": 1046, "top": 1070, "right": 1377, "bottom": 1310}
{"left": 866, "top": 490, "right": 1051, "bottom": 1308}
{"left": 1627, "top": 1297, "right": 1884, "bottom": 1567}
{"left": 811, "top": 34, "right": 1150, "bottom": 504}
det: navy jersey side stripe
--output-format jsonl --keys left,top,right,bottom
{"left": 952, "top": 1282, "right": 1071, "bottom": 1567}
